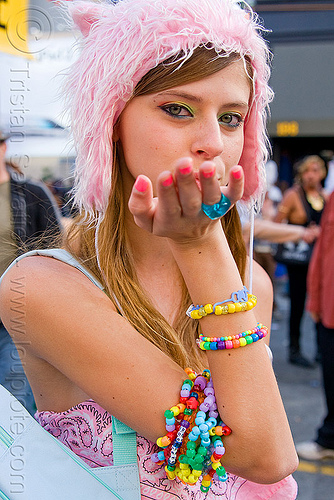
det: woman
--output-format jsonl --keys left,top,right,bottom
{"left": 274, "top": 155, "right": 326, "bottom": 368}
{"left": 0, "top": 0, "right": 298, "bottom": 497}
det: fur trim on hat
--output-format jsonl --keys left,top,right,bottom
{"left": 62, "top": 0, "right": 273, "bottom": 214}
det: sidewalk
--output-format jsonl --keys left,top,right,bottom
{"left": 271, "top": 277, "right": 334, "bottom": 500}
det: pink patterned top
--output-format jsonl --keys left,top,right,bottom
{"left": 35, "top": 400, "right": 297, "bottom": 499}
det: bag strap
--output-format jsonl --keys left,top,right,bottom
{"left": 0, "top": 384, "right": 134, "bottom": 500}
{"left": 112, "top": 418, "right": 138, "bottom": 465}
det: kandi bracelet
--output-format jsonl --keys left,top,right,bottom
{"left": 196, "top": 323, "right": 268, "bottom": 351}
{"left": 186, "top": 286, "right": 257, "bottom": 320}
{"left": 151, "top": 368, "right": 231, "bottom": 493}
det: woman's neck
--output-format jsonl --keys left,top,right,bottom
{"left": 126, "top": 212, "right": 177, "bottom": 269}
{"left": 125, "top": 208, "right": 184, "bottom": 323}
{"left": 302, "top": 184, "right": 321, "bottom": 197}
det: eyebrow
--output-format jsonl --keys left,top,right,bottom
{"left": 155, "top": 90, "right": 249, "bottom": 110}
{"left": 156, "top": 90, "right": 203, "bottom": 103}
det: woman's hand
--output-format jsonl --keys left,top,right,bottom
{"left": 303, "top": 224, "right": 321, "bottom": 244}
{"left": 128, "top": 157, "right": 244, "bottom": 242}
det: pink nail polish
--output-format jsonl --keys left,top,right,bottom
{"left": 179, "top": 164, "right": 192, "bottom": 175}
{"left": 162, "top": 174, "right": 173, "bottom": 187}
{"left": 202, "top": 167, "right": 215, "bottom": 179}
{"left": 232, "top": 168, "right": 242, "bottom": 180}
{"left": 134, "top": 176, "right": 148, "bottom": 192}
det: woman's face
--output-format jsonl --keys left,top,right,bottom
{"left": 116, "top": 60, "right": 251, "bottom": 193}
{"left": 300, "top": 161, "right": 324, "bottom": 189}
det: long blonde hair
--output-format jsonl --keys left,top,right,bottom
{"left": 65, "top": 48, "right": 248, "bottom": 371}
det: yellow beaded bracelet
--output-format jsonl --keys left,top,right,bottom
{"left": 186, "top": 286, "right": 257, "bottom": 320}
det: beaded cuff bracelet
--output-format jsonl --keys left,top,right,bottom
{"left": 186, "top": 286, "right": 257, "bottom": 320}
{"left": 196, "top": 323, "right": 268, "bottom": 351}
{"left": 151, "top": 368, "right": 231, "bottom": 493}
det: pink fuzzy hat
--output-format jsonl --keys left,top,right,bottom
{"left": 64, "top": 0, "right": 273, "bottom": 214}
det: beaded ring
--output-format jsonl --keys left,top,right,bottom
{"left": 151, "top": 368, "right": 231, "bottom": 492}
{"left": 186, "top": 286, "right": 257, "bottom": 320}
{"left": 196, "top": 323, "right": 268, "bottom": 351}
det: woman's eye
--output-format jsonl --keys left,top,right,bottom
{"left": 160, "top": 104, "right": 192, "bottom": 117}
{"left": 219, "top": 113, "right": 243, "bottom": 128}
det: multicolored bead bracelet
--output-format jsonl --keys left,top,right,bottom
{"left": 151, "top": 368, "right": 231, "bottom": 493}
{"left": 196, "top": 323, "right": 268, "bottom": 351}
{"left": 186, "top": 286, "right": 257, "bottom": 320}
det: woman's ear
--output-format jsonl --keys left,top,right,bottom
{"left": 69, "top": 1, "right": 106, "bottom": 37}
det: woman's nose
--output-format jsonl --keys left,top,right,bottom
{"left": 191, "top": 118, "right": 224, "bottom": 160}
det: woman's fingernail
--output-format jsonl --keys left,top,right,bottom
{"left": 232, "top": 168, "right": 242, "bottom": 180}
{"left": 179, "top": 164, "right": 192, "bottom": 175}
{"left": 162, "top": 174, "right": 173, "bottom": 187}
{"left": 134, "top": 176, "right": 149, "bottom": 192}
{"left": 202, "top": 166, "right": 215, "bottom": 179}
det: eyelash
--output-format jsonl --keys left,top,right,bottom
{"left": 218, "top": 113, "right": 244, "bottom": 129}
{"left": 160, "top": 104, "right": 244, "bottom": 129}
{"left": 160, "top": 103, "right": 193, "bottom": 118}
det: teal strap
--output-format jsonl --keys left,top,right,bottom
{"left": 112, "top": 418, "right": 137, "bottom": 466}
{"left": 0, "top": 491, "right": 10, "bottom": 500}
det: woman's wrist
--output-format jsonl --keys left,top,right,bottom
{"left": 167, "top": 221, "right": 228, "bottom": 254}
{"left": 168, "top": 221, "right": 246, "bottom": 311}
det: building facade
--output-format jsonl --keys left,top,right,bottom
{"left": 254, "top": 0, "right": 334, "bottom": 187}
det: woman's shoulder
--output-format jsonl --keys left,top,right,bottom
{"left": 0, "top": 253, "right": 111, "bottom": 332}
{"left": 281, "top": 185, "right": 301, "bottom": 203}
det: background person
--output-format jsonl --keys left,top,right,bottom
{"left": 296, "top": 191, "right": 334, "bottom": 460}
{"left": 274, "top": 155, "right": 326, "bottom": 367}
{"left": 0, "top": 130, "right": 62, "bottom": 414}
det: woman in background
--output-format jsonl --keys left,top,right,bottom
{"left": 275, "top": 155, "right": 326, "bottom": 367}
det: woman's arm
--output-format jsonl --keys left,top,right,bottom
{"left": 127, "top": 159, "right": 297, "bottom": 483}
{"left": 274, "top": 189, "right": 295, "bottom": 223}
{"left": 168, "top": 227, "right": 297, "bottom": 483}
{"left": 243, "top": 218, "right": 306, "bottom": 243}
